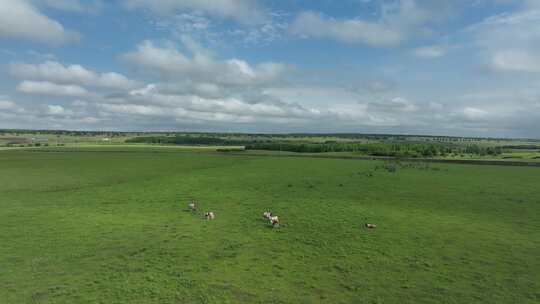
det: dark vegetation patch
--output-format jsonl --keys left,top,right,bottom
{"left": 246, "top": 142, "right": 504, "bottom": 158}
{"left": 126, "top": 135, "right": 505, "bottom": 158}
{"left": 216, "top": 148, "right": 245, "bottom": 152}
{"left": 501, "top": 145, "right": 540, "bottom": 149}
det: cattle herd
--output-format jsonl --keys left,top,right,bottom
{"left": 187, "top": 199, "right": 280, "bottom": 229}
{"left": 187, "top": 200, "right": 279, "bottom": 228}
{"left": 187, "top": 200, "right": 375, "bottom": 230}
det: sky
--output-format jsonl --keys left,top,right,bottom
{"left": 0, "top": 0, "right": 539, "bottom": 138}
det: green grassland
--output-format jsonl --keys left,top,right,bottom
{"left": 1, "top": 148, "right": 539, "bottom": 303}
{"left": 2, "top": 130, "right": 540, "bottom": 162}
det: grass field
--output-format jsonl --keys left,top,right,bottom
{"left": 1, "top": 148, "right": 539, "bottom": 303}
{"left": 3, "top": 130, "right": 540, "bottom": 164}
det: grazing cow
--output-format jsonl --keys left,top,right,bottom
{"left": 364, "top": 223, "right": 377, "bottom": 229}
{"left": 269, "top": 215, "right": 279, "bottom": 228}
{"left": 188, "top": 201, "right": 197, "bottom": 211}
{"left": 205, "top": 212, "right": 215, "bottom": 220}
{"left": 263, "top": 211, "right": 273, "bottom": 219}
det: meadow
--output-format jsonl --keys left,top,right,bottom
{"left": 1, "top": 148, "right": 539, "bottom": 303}
{"left": 3, "top": 130, "right": 540, "bottom": 162}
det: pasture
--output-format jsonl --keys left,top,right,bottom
{"left": 1, "top": 148, "right": 539, "bottom": 303}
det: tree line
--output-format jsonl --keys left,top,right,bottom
{"left": 126, "top": 135, "right": 504, "bottom": 158}
{"left": 244, "top": 142, "right": 503, "bottom": 157}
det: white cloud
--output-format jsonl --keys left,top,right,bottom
{"left": 227, "top": 12, "right": 289, "bottom": 45}
{"left": 10, "top": 61, "right": 137, "bottom": 89}
{"left": 463, "top": 107, "right": 489, "bottom": 120}
{"left": 413, "top": 45, "right": 447, "bottom": 58}
{"left": 525, "top": 0, "right": 540, "bottom": 9}
{"left": 129, "top": 84, "right": 157, "bottom": 97}
{"left": 290, "top": 11, "right": 404, "bottom": 47}
{"left": 264, "top": 85, "right": 362, "bottom": 107}
{"left": 490, "top": 50, "right": 540, "bottom": 72}
{"left": 467, "top": 8, "right": 540, "bottom": 73}
{"left": 98, "top": 100, "right": 320, "bottom": 125}
{"left": 122, "top": 41, "right": 191, "bottom": 73}
{"left": 71, "top": 99, "right": 88, "bottom": 107}
{"left": 123, "top": 86, "right": 322, "bottom": 120}
{"left": 123, "top": 0, "right": 265, "bottom": 24}
{"left": 47, "top": 104, "right": 67, "bottom": 115}
{"left": 290, "top": 1, "right": 443, "bottom": 47}
{"left": 0, "top": 99, "right": 17, "bottom": 110}
{"left": 17, "top": 81, "right": 88, "bottom": 96}
{"left": 122, "top": 38, "right": 288, "bottom": 86}
{"left": 1, "top": 0, "right": 537, "bottom": 136}
{"left": 429, "top": 102, "right": 444, "bottom": 110}
{"left": 152, "top": 10, "right": 288, "bottom": 47}
{"left": 368, "top": 97, "right": 419, "bottom": 113}
{"left": 0, "top": 0, "right": 79, "bottom": 44}
{"left": 102, "top": 82, "right": 456, "bottom": 130}
{"left": 99, "top": 103, "right": 166, "bottom": 117}
{"left": 79, "top": 116, "right": 100, "bottom": 124}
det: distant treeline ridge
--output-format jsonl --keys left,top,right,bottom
{"left": 126, "top": 136, "right": 504, "bottom": 157}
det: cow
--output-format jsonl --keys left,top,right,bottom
{"left": 269, "top": 215, "right": 279, "bottom": 228}
{"left": 204, "top": 212, "right": 215, "bottom": 220}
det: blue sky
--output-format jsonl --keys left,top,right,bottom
{"left": 1, "top": 0, "right": 539, "bottom": 138}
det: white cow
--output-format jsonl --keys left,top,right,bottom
{"left": 269, "top": 215, "right": 279, "bottom": 228}
{"left": 205, "top": 212, "right": 215, "bottom": 220}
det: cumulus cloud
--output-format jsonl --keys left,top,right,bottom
{"left": 97, "top": 100, "right": 320, "bottom": 125}
{"left": 290, "top": 11, "right": 404, "bottom": 47}
{"left": 467, "top": 8, "right": 540, "bottom": 73}
{"left": 290, "top": 0, "right": 444, "bottom": 47}
{"left": 131, "top": 82, "right": 225, "bottom": 99}
{"left": 260, "top": 85, "right": 448, "bottom": 129}
{"left": 490, "top": 50, "right": 540, "bottom": 73}
{"left": 367, "top": 97, "right": 418, "bottom": 113}
{"left": 46, "top": 104, "right": 69, "bottom": 115}
{"left": 4, "top": 78, "right": 538, "bottom": 136}
{"left": 119, "top": 85, "right": 323, "bottom": 121}
{"left": 463, "top": 107, "right": 489, "bottom": 120}
{"left": 0, "top": 94, "right": 104, "bottom": 129}
{"left": 71, "top": 99, "right": 88, "bottom": 107}
{"left": 0, "top": 99, "right": 17, "bottom": 110}
{"left": 122, "top": 38, "right": 288, "bottom": 86}
{"left": 98, "top": 82, "right": 454, "bottom": 131}
{"left": 10, "top": 61, "right": 138, "bottom": 90}
{"left": 1, "top": 1, "right": 537, "bottom": 137}
{"left": 0, "top": 0, "right": 79, "bottom": 44}
{"left": 123, "top": 0, "right": 265, "bottom": 24}
{"left": 413, "top": 45, "right": 448, "bottom": 58}
{"left": 17, "top": 81, "right": 88, "bottom": 96}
